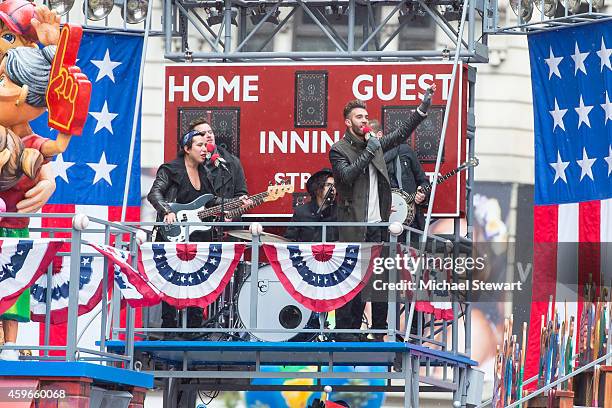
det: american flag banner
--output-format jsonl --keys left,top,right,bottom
{"left": 0, "top": 239, "right": 63, "bottom": 315}
{"left": 30, "top": 31, "right": 142, "bottom": 213}
{"left": 89, "top": 243, "right": 161, "bottom": 307}
{"left": 525, "top": 20, "right": 612, "bottom": 383}
{"left": 27, "top": 31, "right": 143, "bottom": 353}
{"left": 139, "top": 243, "right": 246, "bottom": 309}
{"left": 262, "top": 243, "right": 382, "bottom": 312}
{"left": 30, "top": 254, "right": 106, "bottom": 324}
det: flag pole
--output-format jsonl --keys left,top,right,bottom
{"left": 121, "top": 0, "right": 154, "bottom": 222}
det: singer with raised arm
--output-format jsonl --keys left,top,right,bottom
{"left": 329, "top": 84, "right": 436, "bottom": 341}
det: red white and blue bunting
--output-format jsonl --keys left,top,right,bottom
{"left": 398, "top": 245, "right": 454, "bottom": 321}
{"left": 0, "top": 239, "right": 63, "bottom": 315}
{"left": 138, "top": 243, "right": 246, "bottom": 309}
{"left": 89, "top": 243, "right": 161, "bottom": 308}
{"left": 263, "top": 243, "right": 382, "bottom": 312}
{"left": 30, "top": 253, "right": 106, "bottom": 324}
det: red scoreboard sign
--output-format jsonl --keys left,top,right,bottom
{"left": 164, "top": 63, "right": 468, "bottom": 218}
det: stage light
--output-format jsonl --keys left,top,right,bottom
{"left": 534, "top": 0, "right": 557, "bottom": 17}
{"left": 119, "top": 0, "right": 148, "bottom": 24}
{"left": 48, "top": 0, "right": 74, "bottom": 16}
{"left": 567, "top": 0, "right": 582, "bottom": 12}
{"left": 565, "top": 0, "right": 604, "bottom": 13}
{"left": 206, "top": 6, "right": 237, "bottom": 26}
{"left": 84, "top": 0, "right": 114, "bottom": 21}
{"left": 250, "top": 5, "right": 280, "bottom": 25}
{"left": 509, "top": 0, "right": 533, "bottom": 22}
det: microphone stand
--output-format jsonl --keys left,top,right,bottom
{"left": 315, "top": 186, "right": 335, "bottom": 216}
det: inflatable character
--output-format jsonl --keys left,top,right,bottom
{"left": 0, "top": 19, "right": 90, "bottom": 360}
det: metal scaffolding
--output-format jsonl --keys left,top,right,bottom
{"left": 162, "top": 0, "right": 491, "bottom": 62}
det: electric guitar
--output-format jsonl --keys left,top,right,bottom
{"left": 389, "top": 157, "right": 479, "bottom": 225}
{"left": 158, "top": 182, "right": 294, "bottom": 242}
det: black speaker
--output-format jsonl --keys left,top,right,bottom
{"left": 177, "top": 107, "right": 241, "bottom": 156}
{"left": 295, "top": 71, "right": 328, "bottom": 127}
{"left": 382, "top": 106, "right": 445, "bottom": 163}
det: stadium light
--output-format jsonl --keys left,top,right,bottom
{"left": 84, "top": 0, "right": 114, "bottom": 21}
{"left": 48, "top": 0, "right": 74, "bottom": 16}
{"left": 509, "top": 0, "right": 533, "bottom": 22}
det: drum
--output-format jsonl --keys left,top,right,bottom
{"left": 237, "top": 265, "right": 323, "bottom": 342}
{"left": 389, "top": 188, "right": 416, "bottom": 225}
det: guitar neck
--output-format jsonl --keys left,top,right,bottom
{"left": 225, "top": 193, "right": 269, "bottom": 219}
{"left": 196, "top": 191, "right": 269, "bottom": 220}
{"left": 408, "top": 164, "right": 467, "bottom": 201}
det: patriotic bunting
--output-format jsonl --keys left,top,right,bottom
{"left": 89, "top": 243, "right": 161, "bottom": 307}
{"left": 0, "top": 239, "right": 63, "bottom": 315}
{"left": 398, "top": 244, "right": 454, "bottom": 321}
{"left": 30, "top": 253, "right": 106, "bottom": 324}
{"left": 263, "top": 243, "right": 382, "bottom": 312}
{"left": 139, "top": 242, "right": 246, "bottom": 309}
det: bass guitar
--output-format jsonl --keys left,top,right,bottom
{"left": 158, "top": 182, "right": 294, "bottom": 242}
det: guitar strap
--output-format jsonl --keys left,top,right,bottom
{"left": 395, "top": 154, "right": 403, "bottom": 190}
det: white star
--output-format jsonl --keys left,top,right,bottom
{"left": 577, "top": 148, "right": 596, "bottom": 181}
{"left": 571, "top": 42, "right": 589, "bottom": 75}
{"left": 52, "top": 153, "right": 75, "bottom": 183}
{"left": 605, "top": 146, "right": 612, "bottom": 176}
{"left": 549, "top": 99, "right": 568, "bottom": 131}
{"left": 596, "top": 37, "right": 612, "bottom": 71}
{"left": 602, "top": 92, "right": 612, "bottom": 125}
{"left": 549, "top": 151, "right": 570, "bottom": 184}
{"left": 89, "top": 101, "right": 118, "bottom": 134}
{"left": 91, "top": 49, "right": 122, "bottom": 82}
{"left": 81, "top": 258, "right": 91, "bottom": 266}
{"left": 86, "top": 152, "right": 117, "bottom": 186}
{"left": 575, "top": 96, "right": 593, "bottom": 129}
{"left": 545, "top": 47, "right": 563, "bottom": 79}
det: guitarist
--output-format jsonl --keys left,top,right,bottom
{"left": 147, "top": 127, "right": 249, "bottom": 333}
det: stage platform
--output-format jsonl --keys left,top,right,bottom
{"left": 0, "top": 361, "right": 154, "bottom": 389}
{"left": 101, "top": 339, "right": 477, "bottom": 398}
{"left": 104, "top": 340, "right": 476, "bottom": 369}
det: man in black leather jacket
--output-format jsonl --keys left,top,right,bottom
{"left": 368, "top": 119, "right": 429, "bottom": 231}
{"left": 285, "top": 168, "right": 338, "bottom": 242}
{"left": 329, "top": 85, "right": 435, "bottom": 340}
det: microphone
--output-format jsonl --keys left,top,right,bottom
{"left": 362, "top": 126, "right": 376, "bottom": 141}
{"left": 210, "top": 153, "right": 229, "bottom": 171}
{"left": 205, "top": 143, "right": 215, "bottom": 160}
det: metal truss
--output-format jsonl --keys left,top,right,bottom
{"left": 163, "top": 0, "right": 490, "bottom": 62}
{"left": 483, "top": 0, "right": 612, "bottom": 34}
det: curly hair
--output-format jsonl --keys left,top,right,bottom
{"left": 343, "top": 99, "right": 367, "bottom": 119}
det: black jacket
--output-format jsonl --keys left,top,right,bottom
{"left": 329, "top": 110, "right": 426, "bottom": 242}
{"left": 285, "top": 200, "right": 338, "bottom": 242}
{"left": 384, "top": 144, "right": 429, "bottom": 229}
{"left": 147, "top": 158, "right": 217, "bottom": 221}
{"left": 204, "top": 146, "right": 249, "bottom": 200}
